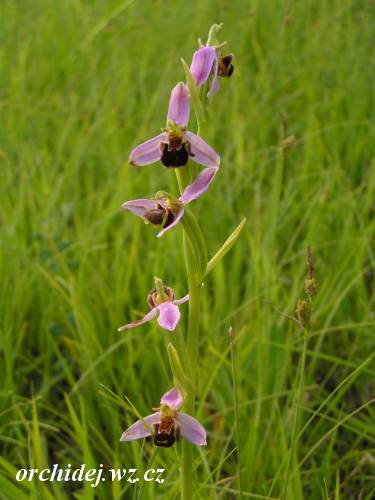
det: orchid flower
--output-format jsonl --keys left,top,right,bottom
{"left": 122, "top": 166, "right": 218, "bottom": 237}
{"left": 118, "top": 279, "right": 189, "bottom": 332}
{"left": 120, "top": 387, "right": 207, "bottom": 447}
{"left": 129, "top": 82, "right": 220, "bottom": 169}
{"left": 190, "top": 45, "right": 234, "bottom": 98}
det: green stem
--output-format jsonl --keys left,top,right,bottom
{"left": 181, "top": 258, "right": 200, "bottom": 500}
{"left": 282, "top": 328, "right": 308, "bottom": 499}
{"left": 175, "top": 168, "right": 202, "bottom": 500}
{"left": 176, "top": 167, "right": 189, "bottom": 193}
{"left": 185, "top": 237, "right": 201, "bottom": 382}
{"left": 229, "top": 327, "right": 243, "bottom": 499}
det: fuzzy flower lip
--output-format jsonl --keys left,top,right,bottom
{"left": 128, "top": 82, "right": 220, "bottom": 169}
{"left": 118, "top": 284, "right": 189, "bottom": 332}
{"left": 122, "top": 166, "right": 218, "bottom": 238}
{"left": 120, "top": 387, "right": 207, "bottom": 447}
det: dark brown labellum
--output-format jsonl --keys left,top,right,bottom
{"left": 168, "top": 136, "right": 183, "bottom": 151}
{"left": 218, "top": 54, "right": 234, "bottom": 77}
{"left": 144, "top": 206, "right": 176, "bottom": 229}
{"left": 153, "top": 418, "right": 180, "bottom": 448}
{"left": 154, "top": 431, "right": 176, "bottom": 448}
{"left": 161, "top": 142, "right": 189, "bottom": 168}
{"left": 163, "top": 209, "right": 176, "bottom": 228}
{"left": 144, "top": 208, "right": 166, "bottom": 226}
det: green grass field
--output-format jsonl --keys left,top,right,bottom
{"left": 1, "top": 0, "right": 375, "bottom": 498}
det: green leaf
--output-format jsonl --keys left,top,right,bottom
{"left": 203, "top": 217, "right": 246, "bottom": 279}
{"left": 334, "top": 470, "right": 340, "bottom": 500}
{"left": 167, "top": 344, "right": 193, "bottom": 396}
{"left": 181, "top": 207, "right": 208, "bottom": 281}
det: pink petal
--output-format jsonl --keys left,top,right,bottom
{"left": 185, "top": 131, "right": 220, "bottom": 168}
{"left": 120, "top": 412, "right": 160, "bottom": 441}
{"left": 176, "top": 412, "right": 207, "bottom": 446}
{"left": 156, "top": 208, "right": 184, "bottom": 238}
{"left": 190, "top": 46, "right": 217, "bottom": 87}
{"left": 129, "top": 132, "right": 167, "bottom": 166}
{"left": 156, "top": 302, "right": 180, "bottom": 331}
{"left": 167, "top": 82, "right": 190, "bottom": 127}
{"left": 173, "top": 294, "right": 189, "bottom": 306}
{"left": 118, "top": 308, "right": 158, "bottom": 331}
{"left": 160, "top": 387, "right": 183, "bottom": 410}
{"left": 179, "top": 167, "right": 218, "bottom": 204}
{"left": 122, "top": 199, "right": 157, "bottom": 219}
{"left": 207, "top": 57, "right": 219, "bottom": 97}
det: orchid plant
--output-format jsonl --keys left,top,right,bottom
{"left": 119, "top": 24, "right": 245, "bottom": 499}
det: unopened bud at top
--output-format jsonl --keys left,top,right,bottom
{"left": 190, "top": 23, "right": 234, "bottom": 98}
{"left": 206, "top": 23, "right": 224, "bottom": 47}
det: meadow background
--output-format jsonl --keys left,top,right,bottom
{"left": 1, "top": 0, "right": 375, "bottom": 498}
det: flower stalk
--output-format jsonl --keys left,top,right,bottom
{"left": 175, "top": 166, "right": 204, "bottom": 500}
